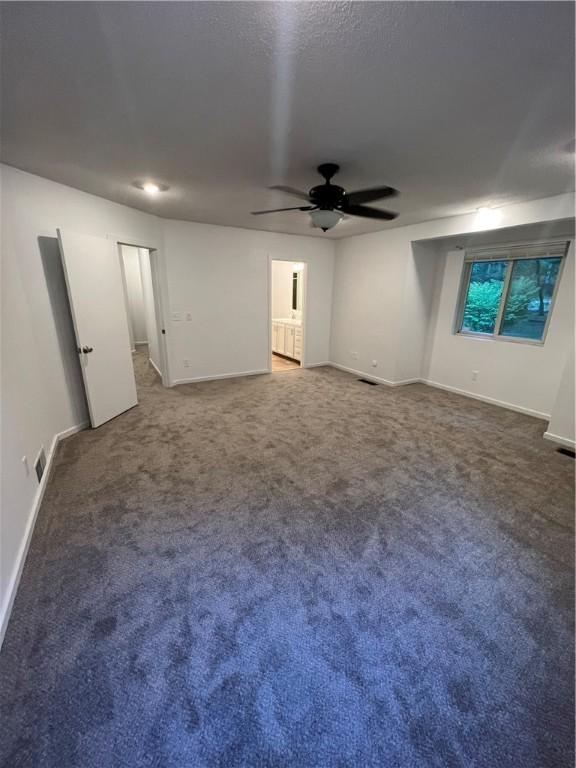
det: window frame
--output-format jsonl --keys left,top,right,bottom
{"left": 454, "top": 240, "right": 569, "bottom": 345}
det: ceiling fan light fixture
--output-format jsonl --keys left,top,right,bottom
{"left": 309, "top": 208, "right": 342, "bottom": 231}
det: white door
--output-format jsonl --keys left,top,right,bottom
{"left": 58, "top": 230, "right": 138, "bottom": 428}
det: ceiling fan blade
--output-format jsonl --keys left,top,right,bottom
{"left": 339, "top": 203, "right": 398, "bottom": 220}
{"left": 345, "top": 186, "right": 398, "bottom": 205}
{"left": 251, "top": 205, "right": 315, "bottom": 215}
{"left": 269, "top": 185, "right": 311, "bottom": 202}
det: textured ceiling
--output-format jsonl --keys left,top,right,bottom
{"left": 1, "top": 1, "right": 574, "bottom": 238}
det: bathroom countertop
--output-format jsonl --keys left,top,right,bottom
{"left": 272, "top": 317, "right": 302, "bottom": 326}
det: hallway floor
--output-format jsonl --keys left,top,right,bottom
{"left": 272, "top": 353, "right": 300, "bottom": 372}
{"left": 0, "top": 350, "right": 573, "bottom": 767}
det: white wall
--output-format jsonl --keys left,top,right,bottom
{"left": 545, "top": 345, "right": 575, "bottom": 448}
{"left": 423, "top": 244, "right": 574, "bottom": 419}
{"left": 395, "top": 242, "right": 443, "bottom": 383}
{"left": 272, "top": 260, "right": 294, "bottom": 319}
{"left": 162, "top": 220, "right": 335, "bottom": 382}
{"left": 138, "top": 248, "right": 160, "bottom": 371}
{"left": 121, "top": 247, "right": 147, "bottom": 346}
{"left": 0, "top": 165, "right": 162, "bottom": 642}
{"left": 331, "top": 194, "right": 575, "bottom": 408}
{"left": 331, "top": 230, "right": 407, "bottom": 383}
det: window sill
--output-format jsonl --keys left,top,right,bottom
{"left": 455, "top": 331, "right": 545, "bottom": 347}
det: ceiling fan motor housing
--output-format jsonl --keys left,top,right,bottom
{"left": 309, "top": 183, "right": 345, "bottom": 209}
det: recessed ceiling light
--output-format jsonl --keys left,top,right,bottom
{"left": 133, "top": 180, "right": 169, "bottom": 195}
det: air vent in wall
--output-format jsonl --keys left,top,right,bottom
{"left": 358, "top": 378, "right": 378, "bottom": 386}
{"left": 35, "top": 447, "right": 47, "bottom": 483}
{"left": 557, "top": 447, "right": 575, "bottom": 459}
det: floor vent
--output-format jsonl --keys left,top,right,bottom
{"left": 358, "top": 378, "right": 378, "bottom": 386}
{"left": 557, "top": 447, "right": 575, "bottom": 459}
{"left": 34, "top": 447, "right": 47, "bottom": 483}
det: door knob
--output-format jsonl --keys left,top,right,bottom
{"left": 81, "top": 346, "right": 94, "bottom": 354}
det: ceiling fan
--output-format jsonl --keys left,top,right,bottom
{"left": 251, "top": 163, "right": 398, "bottom": 231}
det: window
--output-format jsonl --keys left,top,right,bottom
{"left": 457, "top": 241, "right": 568, "bottom": 342}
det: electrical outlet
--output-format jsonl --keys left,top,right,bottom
{"left": 472, "top": 370, "right": 479, "bottom": 382}
{"left": 22, "top": 456, "right": 29, "bottom": 476}
{"left": 185, "top": 312, "right": 192, "bottom": 321}
{"left": 183, "top": 359, "right": 190, "bottom": 368}
{"left": 371, "top": 360, "right": 378, "bottom": 368}
{"left": 171, "top": 312, "right": 182, "bottom": 322}
{"left": 351, "top": 351, "right": 358, "bottom": 360}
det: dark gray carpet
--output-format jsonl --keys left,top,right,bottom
{"left": 1, "top": 350, "right": 574, "bottom": 768}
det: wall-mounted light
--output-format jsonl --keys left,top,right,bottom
{"left": 292, "top": 262, "right": 305, "bottom": 272}
{"left": 474, "top": 205, "right": 502, "bottom": 230}
{"left": 309, "top": 209, "right": 342, "bottom": 232}
{"left": 133, "top": 180, "right": 169, "bottom": 196}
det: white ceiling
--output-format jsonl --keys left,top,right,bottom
{"left": 1, "top": 2, "right": 574, "bottom": 238}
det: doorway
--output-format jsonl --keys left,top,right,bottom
{"left": 271, "top": 260, "right": 306, "bottom": 372}
{"left": 119, "top": 245, "right": 165, "bottom": 381}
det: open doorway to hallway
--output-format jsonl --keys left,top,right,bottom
{"left": 271, "top": 260, "right": 305, "bottom": 372}
{"left": 119, "top": 245, "right": 164, "bottom": 381}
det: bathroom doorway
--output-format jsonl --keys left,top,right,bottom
{"left": 270, "top": 260, "right": 306, "bottom": 372}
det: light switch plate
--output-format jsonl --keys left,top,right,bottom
{"left": 171, "top": 312, "right": 182, "bottom": 321}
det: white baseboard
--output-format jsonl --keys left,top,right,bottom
{"left": 134, "top": 341, "right": 148, "bottom": 346}
{"left": 172, "top": 368, "right": 269, "bottom": 386}
{"left": 329, "top": 362, "right": 421, "bottom": 387}
{"left": 328, "top": 364, "right": 551, "bottom": 420}
{"left": 149, "top": 358, "right": 162, "bottom": 378}
{"left": 422, "top": 379, "right": 550, "bottom": 420}
{"left": 0, "top": 420, "right": 88, "bottom": 648}
{"left": 303, "top": 361, "right": 331, "bottom": 369}
{"left": 543, "top": 431, "right": 575, "bottom": 449}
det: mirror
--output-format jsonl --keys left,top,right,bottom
{"left": 292, "top": 271, "right": 299, "bottom": 310}
{"left": 291, "top": 264, "right": 304, "bottom": 311}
